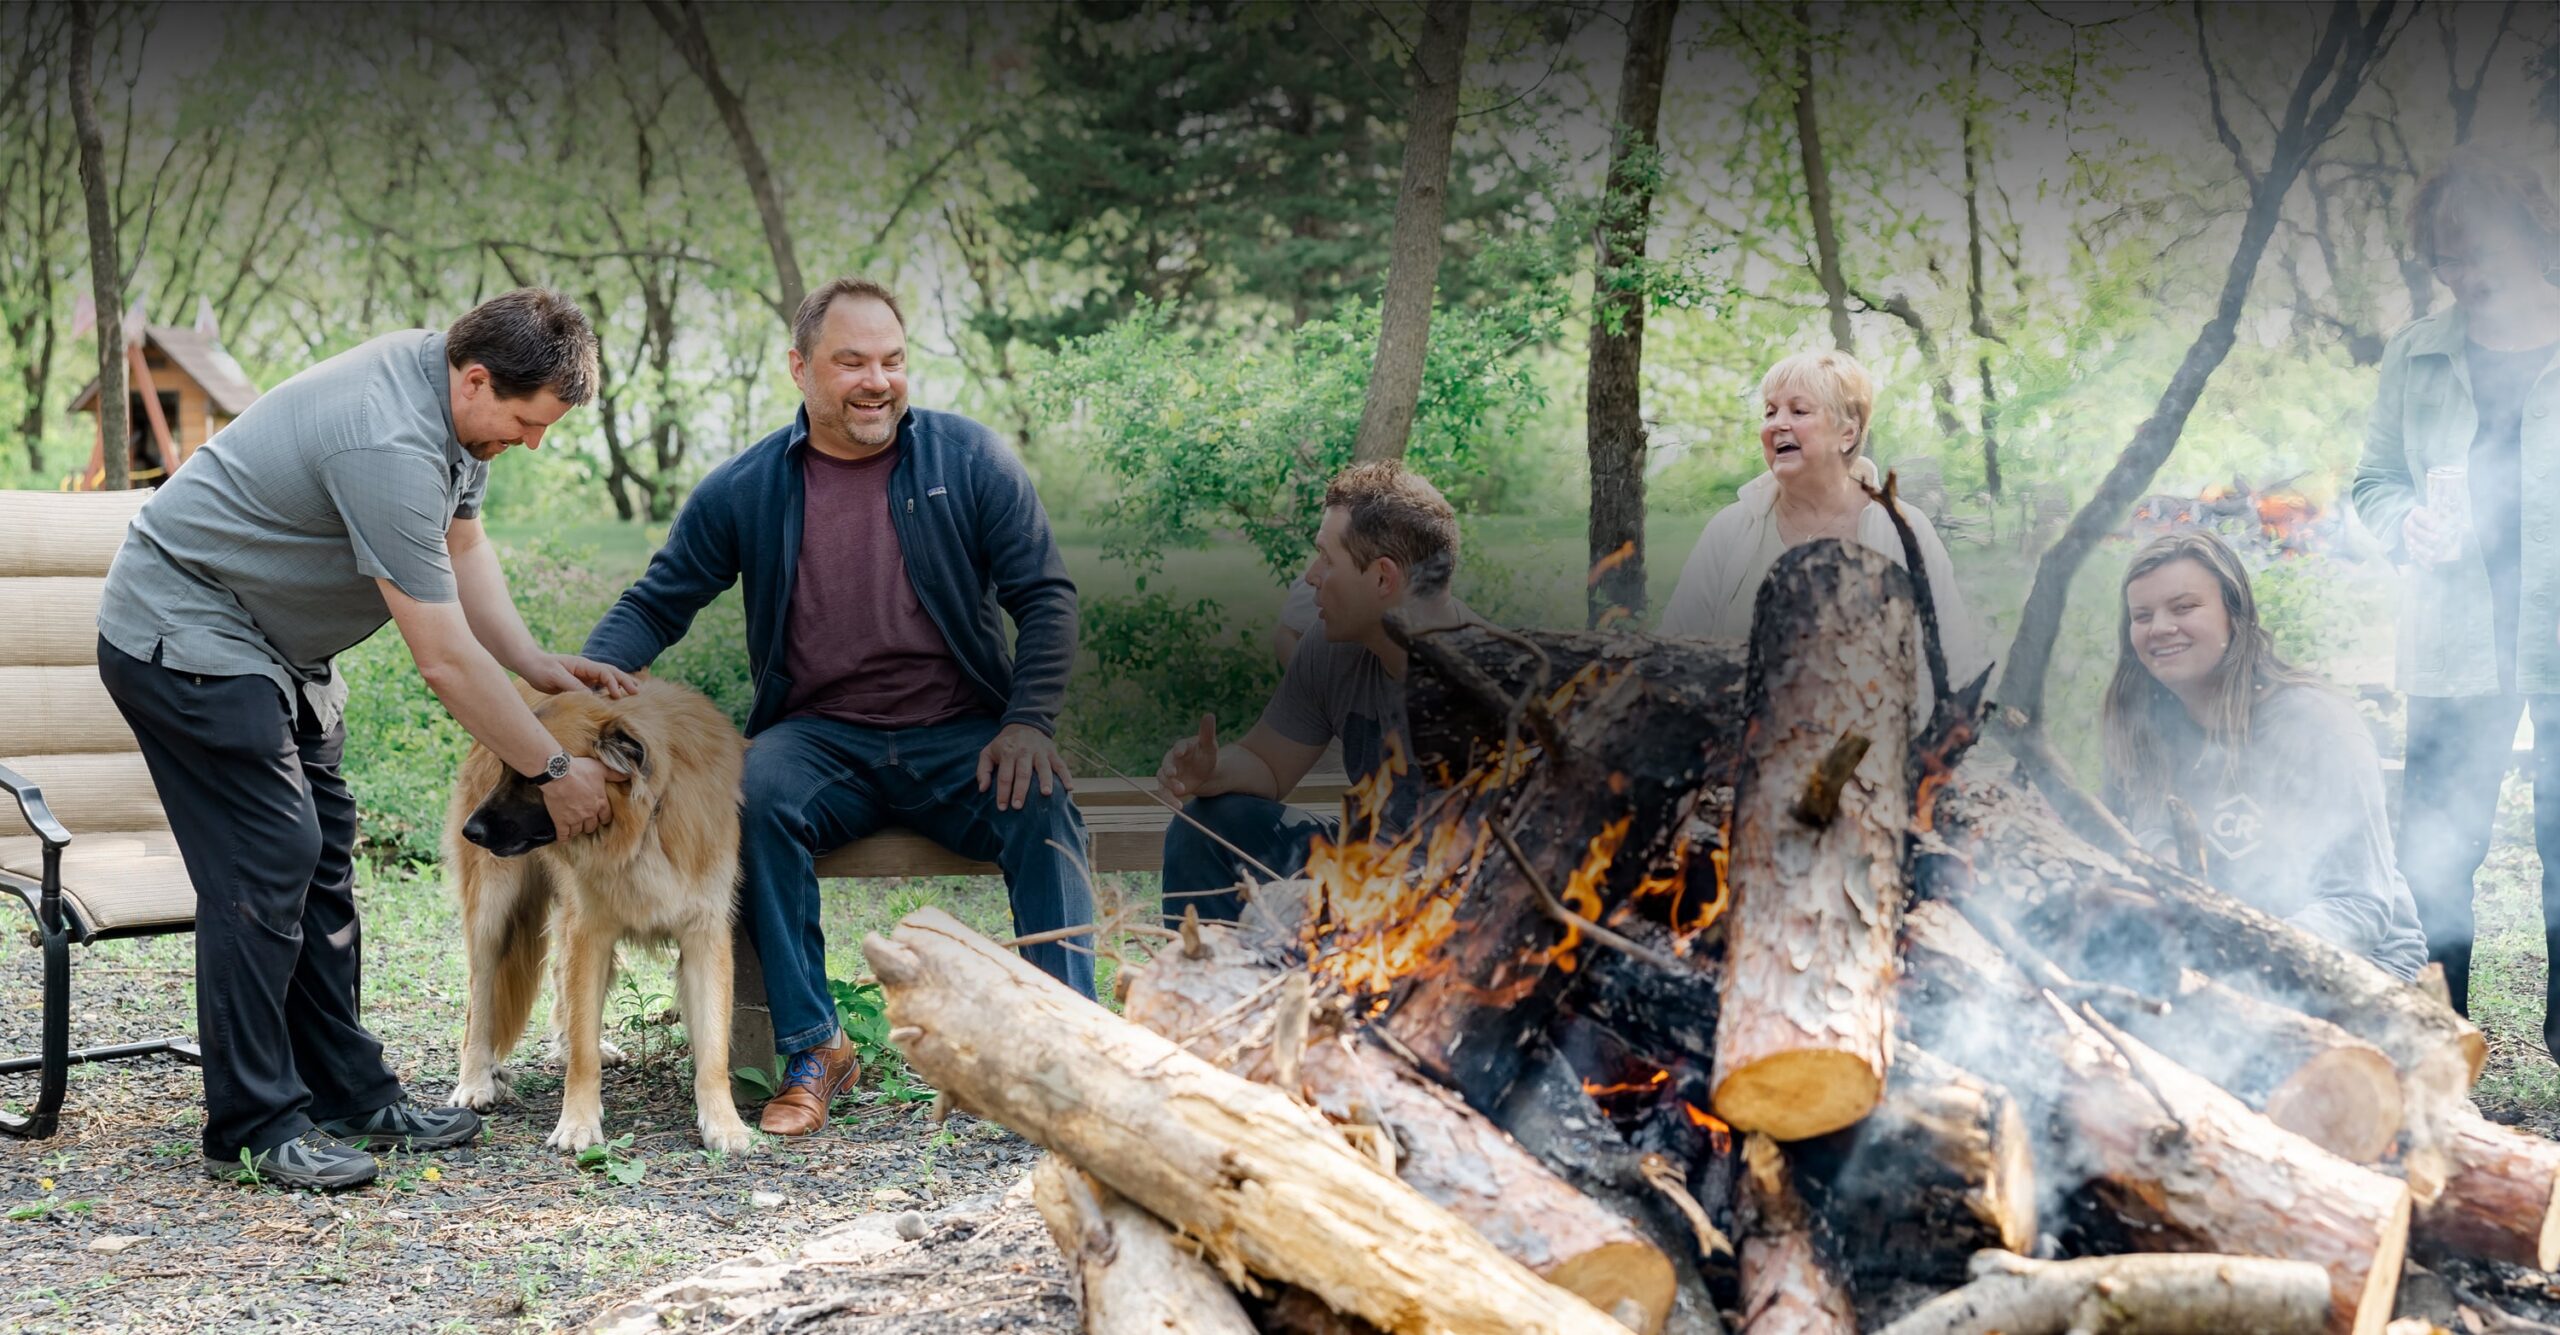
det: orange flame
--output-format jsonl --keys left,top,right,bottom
{"left": 1550, "top": 817, "right": 1631, "bottom": 973}
{"left": 1583, "top": 1069, "right": 1671, "bottom": 1099}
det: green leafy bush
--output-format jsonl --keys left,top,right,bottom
{"left": 1064, "top": 591, "right": 1281, "bottom": 775}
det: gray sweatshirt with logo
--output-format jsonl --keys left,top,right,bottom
{"left": 2127, "top": 684, "right": 2429, "bottom": 980}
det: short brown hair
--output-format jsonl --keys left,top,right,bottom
{"left": 1324, "top": 461, "right": 1459, "bottom": 595}
{"left": 2412, "top": 148, "right": 2560, "bottom": 267}
{"left": 793, "top": 278, "right": 906, "bottom": 359}
{"left": 446, "top": 289, "right": 599, "bottom": 404}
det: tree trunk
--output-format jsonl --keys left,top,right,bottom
{"left": 67, "top": 0, "right": 125, "bottom": 491}
{"left": 1790, "top": 1042, "right": 2039, "bottom": 1288}
{"left": 863, "top": 908, "right": 1628, "bottom": 1335}
{"left": 644, "top": 0, "right": 804, "bottom": 325}
{"left": 1713, "top": 541, "right": 1916, "bottom": 1140}
{"left": 1737, "top": 1134, "right": 1856, "bottom": 1335}
{"left": 1789, "top": 1, "right": 1852, "bottom": 355}
{"left": 1996, "top": 0, "right": 2400, "bottom": 722}
{"left": 1585, "top": 0, "right": 1679, "bottom": 627}
{"left": 1875, "top": 1250, "right": 2331, "bottom": 1335}
{"left": 1351, "top": 0, "right": 1470, "bottom": 463}
{"left": 2416, "top": 1106, "right": 2560, "bottom": 1272}
{"left": 1924, "top": 780, "right": 2480, "bottom": 1203}
{"left": 2084, "top": 968, "right": 2404, "bottom": 1163}
{"left": 1962, "top": 31, "right": 2002, "bottom": 499}
{"left": 1121, "top": 920, "right": 1678, "bottom": 1334}
{"left": 1030, "top": 1155, "right": 1259, "bottom": 1335}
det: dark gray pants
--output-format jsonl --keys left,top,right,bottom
{"left": 2398, "top": 692, "right": 2560, "bottom": 1020}
{"left": 97, "top": 638, "right": 402, "bottom": 1159}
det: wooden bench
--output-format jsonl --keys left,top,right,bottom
{"left": 727, "top": 772, "right": 1349, "bottom": 1090}
{"left": 0, "top": 489, "right": 200, "bottom": 1139}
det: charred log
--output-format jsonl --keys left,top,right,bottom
{"left": 1121, "top": 921, "right": 1678, "bottom": 1334}
{"left": 1792, "top": 1042, "right": 2039, "bottom": 1289}
{"left": 1737, "top": 1134, "right": 1858, "bottom": 1335}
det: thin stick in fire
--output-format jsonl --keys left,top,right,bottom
{"left": 1058, "top": 735, "right": 1290, "bottom": 894}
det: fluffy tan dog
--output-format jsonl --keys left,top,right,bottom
{"left": 441, "top": 678, "right": 755, "bottom": 1155}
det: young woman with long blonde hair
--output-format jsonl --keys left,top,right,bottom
{"left": 2101, "top": 530, "right": 2427, "bottom": 978}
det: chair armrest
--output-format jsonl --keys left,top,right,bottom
{"left": 0, "top": 762, "right": 72, "bottom": 848}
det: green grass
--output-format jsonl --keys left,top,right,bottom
{"left": 2466, "top": 779, "right": 2560, "bottom": 1113}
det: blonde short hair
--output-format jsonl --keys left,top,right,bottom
{"left": 1758, "top": 349, "right": 1876, "bottom": 456}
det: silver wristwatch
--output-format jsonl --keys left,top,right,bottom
{"left": 525, "top": 751, "right": 573, "bottom": 785}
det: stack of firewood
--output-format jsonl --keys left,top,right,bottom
{"left": 861, "top": 540, "right": 2560, "bottom": 1335}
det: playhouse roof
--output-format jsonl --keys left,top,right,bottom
{"left": 71, "top": 326, "right": 262, "bottom": 417}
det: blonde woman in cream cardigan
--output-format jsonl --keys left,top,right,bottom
{"left": 1658, "top": 350, "right": 1987, "bottom": 701}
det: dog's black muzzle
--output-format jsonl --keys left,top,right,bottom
{"left": 461, "top": 799, "right": 558, "bottom": 859}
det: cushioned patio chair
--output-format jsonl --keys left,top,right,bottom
{"left": 1, "top": 489, "right": 198, "bottom": 1138}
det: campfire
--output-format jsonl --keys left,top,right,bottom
{"left": 2130, "top": 475, "right": 2339, "bottom": 558}
{"left": 859, "top": 539, "right": 2557, "bottom": 1335}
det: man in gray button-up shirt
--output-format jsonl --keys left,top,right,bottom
{"left": 94, "top": 289, "right": 636, "bottom": 1190}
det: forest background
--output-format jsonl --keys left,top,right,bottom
{"left": 0, "top": 0, "right": 2548, "bottom": 872}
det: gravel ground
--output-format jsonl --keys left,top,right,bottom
{"left": 0, "top": 868, "right": 1050, "bottom": 1334}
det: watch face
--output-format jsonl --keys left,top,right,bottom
{"left": 547, "top": 752, "right": 572, "bottom": 781}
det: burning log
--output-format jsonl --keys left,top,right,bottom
{"left": 1369, "top": 638, "right": 1743, "bottom": 1113}
{"left": 1030, "top": 1155, "right": 1258, "bottom": 1335}
{"left": 1563, "top": 918, "right": 1722, "bottom": 1071}
{"left": 1873, "top": 1249, "right": 2331, "bottom": 1335}
{"left": 1121, "top": 920, "right": 1679, "bottom": 1334}
{"left": 1714, "top": 540, "right": 1918, "bottom": 1141}
{"left": 2414, "top": 1108, "right": 2560, "bottom": 1273}
{"left": 1901, "top": 903, "right": 2410, "bottom": 1335}
{"left": 863, "top": 909, "right": 1631, "bottom": 1335}
{"left": 1396, "top": 622, "right": 1745, "bottom": 790}
{"left": 1925, "top": 780, "right": 2481, "bottom": 1201}
{"left": 1790, "top": 1042, "right": 2039, "bottom": 1288}
{"left": 2083, "top": 969, "right": 2403, "bottom": 1162}
{"left": 1737, "top": 1133, "right": 1857, "bottom": 1335}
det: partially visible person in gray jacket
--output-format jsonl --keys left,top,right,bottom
{"left": 2350, "top": 148, "right": 2560, "bottom": 1042}
{"left": 2102, "top": 530, "right": 2428, "bottom": 981}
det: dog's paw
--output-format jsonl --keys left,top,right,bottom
{"left": 597, "top": 1037, "right": 631, "bottom": 1068}
{"left": 545, "top": 1115, "right": 608, "bottom": 1154}
{"left": 699, "top": 1114, "right": 758, "bottom": 1157}
{"left": 447, "top": 1073, "right": 514, "bottom": 1111}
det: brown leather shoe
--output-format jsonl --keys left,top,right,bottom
{"left": 758, "top": 1036, "right": 863, "bottom": 1136}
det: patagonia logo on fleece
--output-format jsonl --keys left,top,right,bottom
{"left": 926, "top": 486, "right": 948, "bottom": 499}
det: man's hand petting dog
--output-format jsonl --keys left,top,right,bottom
{"left": 977, "top": 722, "right": 1071, "bottom": 811}
{"left": 540, "top": 757, "right": 627, "bottom": 839}
{"left": 521, "top": 652, "right": 640, "bottom": 699}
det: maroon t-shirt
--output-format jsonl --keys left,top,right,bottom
{"left": 780, "top": 445, "right": 984, "bottom": 728}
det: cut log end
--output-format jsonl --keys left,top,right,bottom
{"left": 2360, "top": 1192, "right": 2414, "bottom": 1335}
{"left": 2264, "top": 1045, "right": 2406, "bottom": 1164}
{"left": 1713, "top": 1050, "right": 1883, "bottom": 1142}
{"left": 1546, "top": 1244, "right": 1680, "bottom": 1334}
{"left": 2418, "top": 1108, "right": 2560, "bottom": 1273}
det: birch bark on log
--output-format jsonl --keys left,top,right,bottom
{"left": 1122, "top": 921, "right": 1677, "bottom": 1334}
{"left": 2415, "top": 1107, "right": 2560, "bottom": 1272}
{"left": 862, "top": 908, "right": 1628, "bottom": 1335}
{"left": 1713, "top": 541, "right": 1917, "bottom": 1140}
{"left": 1030, "top": 1155, "right": 1258, "bottom": 1335}
{"left": 1873, "top": 1250, "right": 2331, "bottom": 1335}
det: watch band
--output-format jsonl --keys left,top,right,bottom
{"left": 526, "top": 751, "right": 572, "bottom": 785}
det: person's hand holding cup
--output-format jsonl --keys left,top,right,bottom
{"left": 2405, "top": 464, "right": 2469, "bottom": 567}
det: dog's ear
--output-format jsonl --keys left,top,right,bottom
{"left": 595, "top": 726, "right": 649, "bottom": 779}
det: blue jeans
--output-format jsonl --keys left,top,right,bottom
{"left": 741, "top": 714, "right": 1096, "bottom": 1054}
{"left": 1159, "top": 793, "right": 1337, "bottom": 926}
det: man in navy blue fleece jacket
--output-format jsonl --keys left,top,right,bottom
{"left": 581, "top": 278, "right": 1091, "bottom": 1136}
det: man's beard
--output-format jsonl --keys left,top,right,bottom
{"left": 842, "top": 396, "right": 904, "bottom": 448}
{"left": 464, "top": 439, "right": 511, "bottom": 462}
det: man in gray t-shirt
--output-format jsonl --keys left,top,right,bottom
{"left": 93, "top": 290, "right": 634, "bottom": 1190}
{"left": 1156, "top": 462, "right": 1469, "bottom": 923}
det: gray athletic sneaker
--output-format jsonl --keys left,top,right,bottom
{"left": 206, "top": 1130, "right": 378, "bottom": 1191}
{"left": 314, "top": 1096, "right": 483, "bottom": 1152}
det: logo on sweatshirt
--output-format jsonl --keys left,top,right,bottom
{"left": 2208, "top": 794, "right": 2264, "bottom": 861}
